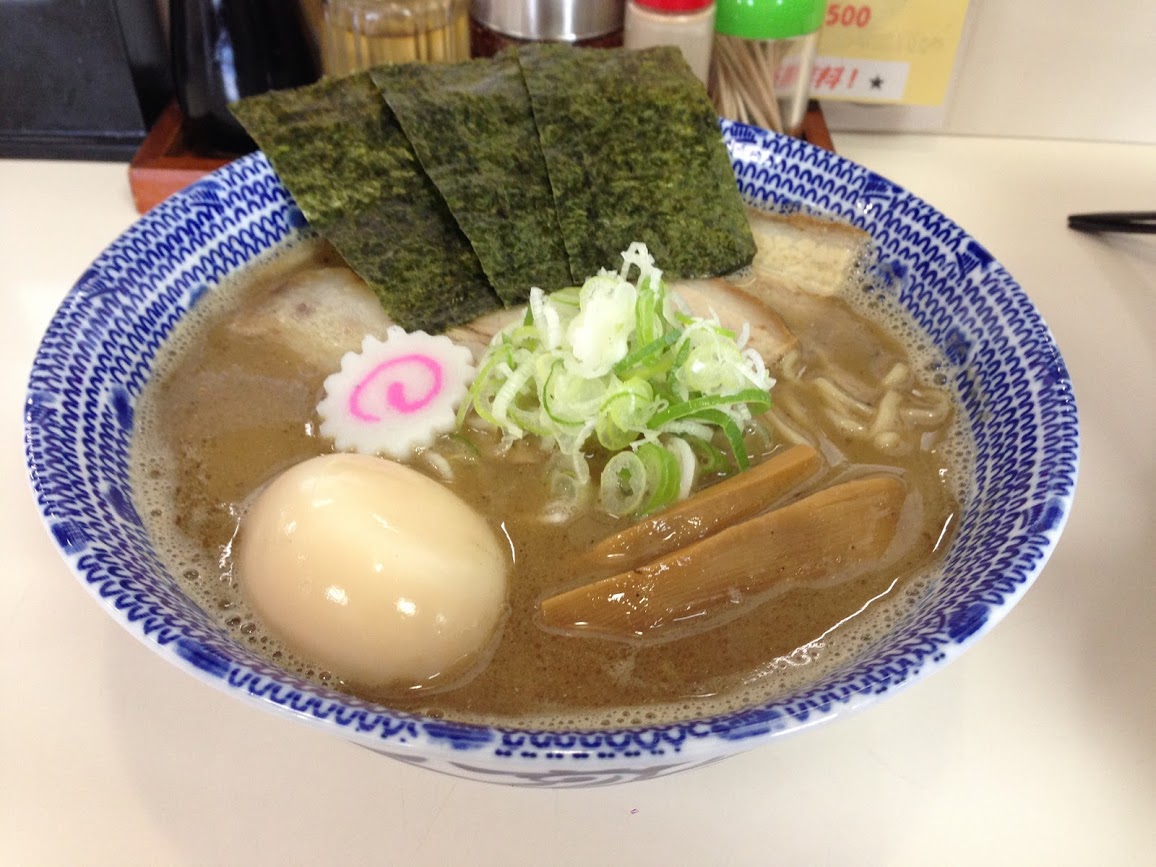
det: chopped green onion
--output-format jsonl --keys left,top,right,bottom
{"left": 460, "top": 242, "right": 775, "bottom": 517}
{"left": 650, "top": 388, "right": 773, "bottom": 428}
{"left": 612, "top": 329, "right": 681, "bottom": 377}
{"left": 600, "top": 451, "right": 647, "bottom": 516}
{"left": 546, "top": 454, "right": 592, "bottom": 522}
{"left": 596, "top": 378, "right": 656, "bottom": 451}
{"left": 690, "top": 408, "right": 750, "bottom": 471}
{"left": 445, "top": 431, "right": 481, "bottom": 457}
{"left": 685, "top": 435, "right": 730, "bottom": 475}
{"left": 637, "top": 442, "right": 681, "bottom": 514}
{"left": 665, "top": 435, "right": 697, "bottom": 500}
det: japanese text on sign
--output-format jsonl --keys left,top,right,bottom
{"left": 816, "top": 0, "right": 970, "bottom": 105}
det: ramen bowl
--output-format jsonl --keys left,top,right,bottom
{"left": 24, "top": 122, "right": 1078, "bottom": 788}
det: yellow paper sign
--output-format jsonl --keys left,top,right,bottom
{"left": 814, "top": 0, "right": 970, "bottom": 105}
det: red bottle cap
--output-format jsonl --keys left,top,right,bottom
{"left": 633, "top": 0, "right": 714, "bottom": 12}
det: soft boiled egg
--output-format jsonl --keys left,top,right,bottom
{"left": 237, "top": 453, "right": 508, "bottom": 691}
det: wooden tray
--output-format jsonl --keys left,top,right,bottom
{"left": 128, "top": 100, "right": 836, "bottom": 215}
{"left": 800, "top": 99, "right": 835, "bottom": 152}
{"left": 127, "top": 102, "right": 240, "bottom": 214}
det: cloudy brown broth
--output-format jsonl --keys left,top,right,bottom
{"left": 132, "top": 211, "right": 972, "bottom": 728}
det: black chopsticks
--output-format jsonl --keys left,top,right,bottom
{"left": 1067, "top": 211, "right": 1156, "bottom": 234}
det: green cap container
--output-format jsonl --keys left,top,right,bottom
{"left": 715, "top": 0, "right": 825, "bottom": 40}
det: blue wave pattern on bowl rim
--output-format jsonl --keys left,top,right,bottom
{"left": 24, "top": 124, "right": 1078, "bottom": 788}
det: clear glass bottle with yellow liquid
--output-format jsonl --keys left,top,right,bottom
{"left": 322, "top": 0, "right": 470, "bottom": 74}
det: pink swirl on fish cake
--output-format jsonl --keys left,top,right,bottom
{"left": 348, "top": 354, "right": 444, "bottom": 421}
{"left": 316, "top": 328, "right": 477, "bottom": 460}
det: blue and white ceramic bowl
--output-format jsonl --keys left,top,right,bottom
{"left": 25, "top": 123, "right": 1078, "bottom": 788}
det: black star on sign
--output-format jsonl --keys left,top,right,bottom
{"left": 870, "top": 75, "right": 884, "bottom": 90}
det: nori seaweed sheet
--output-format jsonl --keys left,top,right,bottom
{"left": 370, "top": 55, "right": 574, "bottom": 301}
{"left": 230, "top": 73, "right": 501, "bottom": 333}
{"left": 517, "top": 44, "right": 756, "bottom": 282}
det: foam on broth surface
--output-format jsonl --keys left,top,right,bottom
{"left": 131, "top": 212, "right": 974, "bottom": 729}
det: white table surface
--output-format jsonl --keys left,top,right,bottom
{"left": 2, "top": 135, "right": 1154, "bottom": 866}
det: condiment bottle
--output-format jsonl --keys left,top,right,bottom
{"left": 171, "top": 0, "right": 321, "bottom": 154}
{"left": 322, "top": 0, "right": 470, "bottom": 74}
{"left": 470, "top": 0, "right": 625, "bottom": 58}
{"left": 709, "top": 0, "right": 823, "bottom": 136}
{"left": 624, "top": 0, "right": 715, "bottom": 85}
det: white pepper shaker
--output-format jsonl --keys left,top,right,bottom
{"left": 624, "top": 0, "right": 716, "bottom": 85}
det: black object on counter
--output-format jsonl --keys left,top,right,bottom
{"left": 0, "top": 0, "right": 170, "bottom": 160}
{"left": 1067, "top": 211, "right": 1156, "bottom": 235}
{"left": 171, "top": 0, "right": 321, "bottom": 155}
